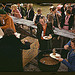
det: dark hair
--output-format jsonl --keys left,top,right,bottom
{"left": 37, "top": 8, "right": 41, "bottom": 12}
{"left": 28, "top": 4, "right": 33, "bottom": 9}
{"left": 23, "top": 3, "right": 27, "bottom": 7}
{"left": 47, "top": 14, "right": 53, "bottom": 22}
{"left": 17, "top": 3, "right": 21, "bottom": 4}
{"left": 71, "top": 38, "right": 75, "bottom": 45}
{"left": 52, "top": 7, "right": 56, "bottom": 11}
{"left": 66, "top": 10, "right": 71, "bottom": 14}
{"left": 4, "top": 28, "right": 14, "bottom": 36}
{"left": 63, "top": 3, "right": 66, "bottom": 7}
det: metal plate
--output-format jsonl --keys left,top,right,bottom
{"left": 50, "top": 53, "right": 61, "bottom": 60}
{"left": 43, "top": 36, "right": 52, "bottom": 40}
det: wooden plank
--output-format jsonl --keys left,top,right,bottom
{"left": 11, "top": 16, "right": 34, "bottom": 27}
{"left": 21, "top": 36, "right": 39, "bottom": 67}
{"left": 22, "top": 49, "right": 38, "bottom": 67}
{"left": 0, "top": 28, "right": 4, "bottom": 36}
{"left": 53, "top": 27, "right": 75, "bottom": 39}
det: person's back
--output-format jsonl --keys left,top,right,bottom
{"left": 33, "top": 8, "right": 42, "bottom": 24}
{"left": 0, "top": 35, "right": 23, "bottom": 71}
{"left": 5, "top": 14, "right": 16, "bottom": 32}
{"left": 0, "top": 29, "right": 30, "bottom": 71}
{"left": 0, "top": 10, "right": 16, "bottom": 32}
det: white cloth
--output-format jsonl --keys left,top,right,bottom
{"left": 14, "top": 32, "right": 21, "bottom": 38}
{"left": 28, "top": 9, "right": 31, "bottom": 18}
{"left": 0, "top": 28, "right": 4, "bottom": 39}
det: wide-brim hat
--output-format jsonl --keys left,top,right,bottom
{"left": 0, "top": 9, "right": 6, "bottom": 14}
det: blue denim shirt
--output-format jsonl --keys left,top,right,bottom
{"left": 62, "top": 41, "right": 75, "bottom": 72}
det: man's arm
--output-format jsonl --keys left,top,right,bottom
{"left": 64, "top": 41, "right": 71, "bottom": 50}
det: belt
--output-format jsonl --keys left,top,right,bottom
{"left": 64, "top": 24, "right": 69, "bottom": 26}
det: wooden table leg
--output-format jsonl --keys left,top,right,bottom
{"left": 47, "top": 39, "right": 52, "bottom": 50}
{"left": 30, "top": 27, "right": 32, "bottom": 35}
{"left": 50, "top": 39, "right": 52, "bottom": 49}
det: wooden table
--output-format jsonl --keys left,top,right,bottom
{"left": 11, "top": 16, "right": 75, "bottom": 53}
{"left": 11, "top": 16, "right": 75, "bottom": 39}
{"left": 53, "top": 27, "right": 75, "bottom": 39}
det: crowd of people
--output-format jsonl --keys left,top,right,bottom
{"left": 0, "top": 3, "right": 74, "bottom": 30}
{"left": 36, "top": 3, "right": 75, "bottom": 51}
{"left": 0, "top": 3, "right": 75, "bottom": 72}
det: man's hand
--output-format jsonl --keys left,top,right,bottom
{"left": 59, "top": 27, "right": 62, "bottom": 30}
{"left": 57, "top": 58, "right": 63, "bottom": 62}
{"left": 49, "top": 34, "right": 52, "bottom": 37}
{"left": 64, "top": 45, "right": 69, "bottom": 50}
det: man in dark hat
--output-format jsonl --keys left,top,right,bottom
{"left": 0, "top": 9, "right": 16, "bottom": 32}
{"left": 2, "top": 3, "right": 11, "bottom": 14}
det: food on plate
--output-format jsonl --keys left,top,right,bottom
{"left": 48, "top": 36, "right": 52, "bottom": 39}
{"left": 45, "top": 36, "right": 48, "bottom": 39}
{"left": 44, "top": 36, "right": 52, "bottom": 40}
{"left": 53, "top": 48, "right": 56, "bottom": 55}
{"left": 53, "top": 53, "right": 56, "bottom": 55}
{"left": 50, "top": 53, "right": 61, "bottom": 60}
{"left": 55, "top": 55, "right": 60, "bottom": 58}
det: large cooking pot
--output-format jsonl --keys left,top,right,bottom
{"left": 38, "top": 50, "right": 60, "bottom": 72}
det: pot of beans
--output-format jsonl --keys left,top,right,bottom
{"left": 38, "top": 50, "right": 60, "bottom": 72}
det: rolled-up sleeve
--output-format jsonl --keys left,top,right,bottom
{"left": 66, "top": 41, "right": 71, "bottom": 46}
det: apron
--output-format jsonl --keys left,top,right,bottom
{"left": 41, "top": 24, "right": 47, "bottom": 40}
{"left": 63, "top": 15, "right": 71, "bottom": 30}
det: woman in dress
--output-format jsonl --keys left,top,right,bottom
{"left": 11, "top": 4, "right": 22, "bottom": 18}
{"left": 61, "top": 10, "right": 74, "bottom": 30}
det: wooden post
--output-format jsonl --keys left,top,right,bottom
{"left": 30, "top": 27, "right": 33, "bottom": 35}
{"left": 60, "top": 37, "right": 64, "bottom": 54}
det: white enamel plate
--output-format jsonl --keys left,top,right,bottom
{"left": 43, "top": 36, "right": 52, "bottom": 40}
{"left": 50, "top": 53, "right": 61, "bottom": 60}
